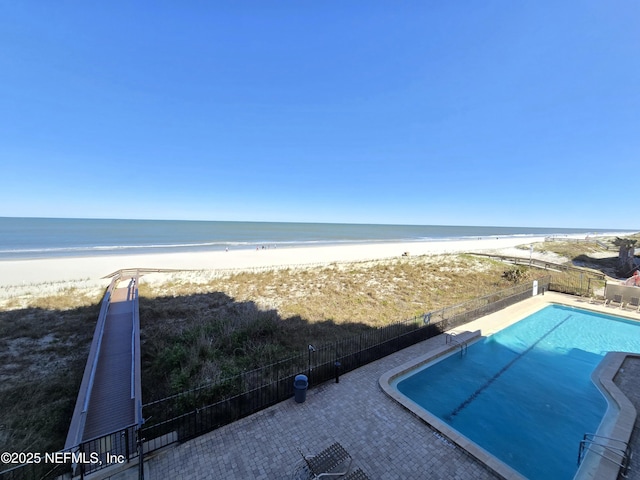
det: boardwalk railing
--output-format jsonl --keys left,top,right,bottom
{"left": 0, "top": 424, "right": 138, "bottom": 480}
{"left": 64, "top": 278, "right": 117, "bottom": 451}
{"left": 470, "top": 253, "right": 607, "bottom": 279}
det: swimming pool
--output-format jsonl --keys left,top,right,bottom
{"left": 392, "top": 305, "right": 640, "bottom": 480}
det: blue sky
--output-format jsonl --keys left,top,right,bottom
{"left": 1, "top": 2, "right": 638, "bottom": 229}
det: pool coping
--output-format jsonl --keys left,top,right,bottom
{"left": 379, "top": 294, "right": 639, "bottom": 480}
{"left": 575, "top": 351, "right": 638, "bottom": 480}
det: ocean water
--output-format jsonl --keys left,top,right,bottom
{"left": 0, "top": 217, "right": 627, "bottom": 260}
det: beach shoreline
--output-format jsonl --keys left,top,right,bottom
{"left": 0, "top": 236, "right": 562, "bottom": 290}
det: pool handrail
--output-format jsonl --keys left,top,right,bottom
{"left": 577, "top": 433, "right": 631, "bottom": 476}
{"left": 445, "top": 332, "right": 468, "bottom": 355}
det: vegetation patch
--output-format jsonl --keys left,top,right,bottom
{"left": 138, "top": 254, "right": 540, "bottom": 401}
{"left": 0, "top": 300, "right": 101, "bottom": 456}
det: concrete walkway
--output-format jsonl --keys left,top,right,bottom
{"left": 107, "top": 292, "right": 640, "bottom": 480}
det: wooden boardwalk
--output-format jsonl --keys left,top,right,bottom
{"left": 65, "top": 274, "right": 142, "bottom": 454}
{"left": 82, "top": 281, "right": 136, "bottom": 440}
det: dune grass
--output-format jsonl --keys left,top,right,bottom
{"left": 138, "top": 254, "right": 541, "bottom": 400}
{"left": 0, "top": 298, "right": 101, "bottom": 457}
{"left": 529, "top": 241, "right": 605, "bottom": 260}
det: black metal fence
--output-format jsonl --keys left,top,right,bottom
{"left": 547, "top": 271, "right": 606, "bottom": 297}
{"left": 139, "top": 279, "right": 544, "bottom": 455}
{"left": 0, "top": 425, "right": 139, "bottom": 480}
{"left": 5, "top": 273, "right": 601, "bottom": 480}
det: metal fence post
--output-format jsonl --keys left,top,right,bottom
{"left": 79, "top": 443, "right": 85, "bottom": 480}
{"left": 137, "top": 425, "right": 145, "bottom": 480}
{"left": 124, "top": 429, "right": 130, "bottom": 462}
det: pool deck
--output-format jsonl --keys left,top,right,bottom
{"left": 613, "top": 356, "right": 640, "bottom": 480}
{"left": 106, "top": 292, "right": 640, "bottom": 480}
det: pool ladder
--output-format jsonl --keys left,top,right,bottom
{"left": 445, "top": 333, "right": 468, "bottom": 356}
{"left": 577, "top": 433, "right": 632, "bottom": 478}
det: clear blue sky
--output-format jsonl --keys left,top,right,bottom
{"left": 1, "top": 2, "right": 638, "bottom": 229}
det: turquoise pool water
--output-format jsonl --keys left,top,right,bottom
{"left": 395, "top": 305, "right": 640, "bottom": 480}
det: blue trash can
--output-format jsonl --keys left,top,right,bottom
{"left": 294, "top": 374, "right": 308, "bottom": 403}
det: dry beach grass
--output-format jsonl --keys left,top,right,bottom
{"left": 138, "top": 254, "right": 540, "bottom": 400}
{"left": 0, "top": 297, "right": 101, "bottom": 456}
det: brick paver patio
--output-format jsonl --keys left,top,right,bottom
{"left": 140, "top": 333, "right": 499, "bottom": 480}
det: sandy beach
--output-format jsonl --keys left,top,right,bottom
{"left": 0, "top": 236, "right": 558, "bottom": 292}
